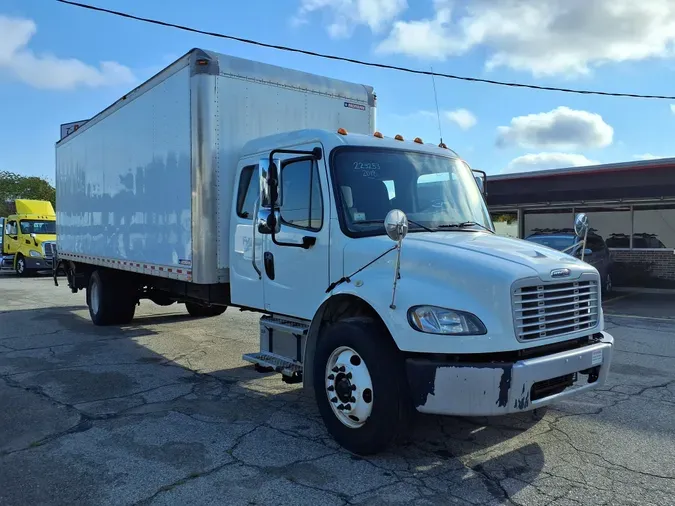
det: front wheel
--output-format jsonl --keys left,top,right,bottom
{"left": 15, "top": 255, "right": 30, "bottom": 277}
{"left": 313, "top": 318, "right": 413, "bottom": 455}
{"left": 603, "top": 273, "right": 613, "bottom": 295}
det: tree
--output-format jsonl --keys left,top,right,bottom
{"left": 0, "top": 171, "right": 56, "bottom": 217}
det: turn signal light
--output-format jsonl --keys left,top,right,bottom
{"left": 337, "top": 128, "right": 348, "bottom": 135}
{"left": 395, "top": 134, "right": 404, "bottom": 141}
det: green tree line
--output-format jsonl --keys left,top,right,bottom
{"left": 0, "top": 171, "right": 56, "bottom": 217}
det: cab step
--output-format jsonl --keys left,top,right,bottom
{"left": 261, "top": 315, "right": 309, "bottom": 336}
{"left": 242, "top": 352, "right": 303, "bottom": 383}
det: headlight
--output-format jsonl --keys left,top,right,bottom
{"left": 29, "top": 250, "right": 42, "bottom": 258}
{"left": 408, "top": 305, "right": 487, "bottom": 335}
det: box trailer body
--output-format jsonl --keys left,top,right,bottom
{"left": 54, "top": 48, "right": 613, "bottom": 456}
{"left": 56, "top": 49, "right": 375, "bottom": 285}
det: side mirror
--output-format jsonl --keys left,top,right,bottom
{"left": 259, "top": 157, "right": 282, "bottom": 208}
{"left": 257, "top": 209, "right": 281, "bottom": 235}
{"left": 574, "top": 213, "right": 589, "bottom": 238}
{"left": 384, "top": 209, "right": 409, "bottom": 242}
{"left": 474, "top": 175, "right": 484, "bottom": 194}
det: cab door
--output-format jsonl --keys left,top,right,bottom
{"left": 4, "top": 219, "right": 19, "bottom": 255}
{"left": 259, "top": 143, "right": 331, "bottom": 319}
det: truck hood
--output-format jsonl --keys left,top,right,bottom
{"left": 405, "top": 231, "right": 586, "bottom": 277}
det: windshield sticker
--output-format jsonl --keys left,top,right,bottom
{"left": 353, "top": 161, "right": 381, "bottom": 179}
{"left": 353, "top": 212, "right": 367, "bottom": 222}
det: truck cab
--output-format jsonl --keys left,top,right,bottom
{"left": 233, "top": 128, "right": 613, "bottom": 454}
{"left": 1, "top": 199, "right": 57, "bottom": 276}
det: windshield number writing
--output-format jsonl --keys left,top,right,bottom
{"left": 353, "top": 162, "right": 381, "bottom": 179}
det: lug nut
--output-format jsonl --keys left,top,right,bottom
{"left": 327, "top": 385, "right": 334, "bottom": 391}
{"left": 331, "top": 397, "right": 338, "bottom": 403}
{"left": 350, "top": 396, "right": 356, "bottom": 403}
{"left": 351, "top": 385, "right": 357, "bottom": 391}
{"left": 346, "top": 372, "right": 352, "bottom": 379}
{"left": 332, "top": 367, "right": 339, "bottom": 373}
{"left": 337, "top": 404, "right": 345, "bottom": 410}
{"left": 338, "top": 366, "right": 346, "bottom": 372}
{"left": 328, "top": 374, "right": 335, "bottom": 380}
{"left": 344, "top": 404, "right": 352, "bottom": 410}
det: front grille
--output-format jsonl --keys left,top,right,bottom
{"left": 43, "top": 242, "right": 56, "bottom": 258}
{"left": 513, "top": 278, "right": 599, "bottom": 341}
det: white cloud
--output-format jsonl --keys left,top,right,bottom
{"left": 633, "top": 153, "right": 669, "bottom": 160}
{"left": 0, "top": 15, "right": 135, "bottom": 90}
{"left": 445, "top": 108, "right": 476, "bottom": 130}
{"left": 294, "top": 0, "right": 407, "bottom": 38}
{"left": 505, "top": 152, "right": 597, "bottom": 174}
{"left": 497, "top": 107, "right": 613, "bottom": 150}
{"left": 377, "top": 0, "right": 675, "bottom": 77}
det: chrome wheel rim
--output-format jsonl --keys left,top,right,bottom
{"left": 325, "top": 346, "right": 373, "bottom": 429}
{"left": 16, "top": 259, "right": 24, "bottom": 274}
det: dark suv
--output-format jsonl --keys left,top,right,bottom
{"left": 525, "top": 230, "right": 613, "bottom": 294}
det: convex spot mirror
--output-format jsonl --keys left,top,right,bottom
{"left": 385, "top": 209, "right": 409, "bottom": 242}
{"left": 574, "top": 213, "right": 589, "bottom": 238}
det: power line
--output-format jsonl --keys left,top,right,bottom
{"left": 57, "top": 0, "right": 675, "bottom": 101}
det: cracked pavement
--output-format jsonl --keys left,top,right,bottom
{"left": 1, "top": 276, "right": 674, "bottom": 505}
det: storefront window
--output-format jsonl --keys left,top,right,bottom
{"left": 491, "top": 211, "right": 518, "bottom": 238}
{"left": 523, "top": 208, "right": 573, "bottom": 238}
{"left": 633, "top": 204, "right": 675, "bottom": 249}
{"left": 575, "top": 206, "right": 632, "bottom": 249}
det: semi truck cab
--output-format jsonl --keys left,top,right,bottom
{"left": 1, "top": 199, "right": 56, "bottom": 276}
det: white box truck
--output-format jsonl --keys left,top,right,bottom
{"left": 54, "top": 48, "right": 614, "bottom": 455}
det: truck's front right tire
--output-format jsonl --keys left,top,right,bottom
{"left": 313, "top": 318, "right": 413, "bottom": 455}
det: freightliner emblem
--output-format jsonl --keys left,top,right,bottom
{"left": 550, "top": 268, "right": 571, "bottom": 279}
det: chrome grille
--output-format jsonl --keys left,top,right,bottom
{"left": 43, "top": 242, "right": 56, "bottom": 258}
{"left": 513, "top": 278, "right": 599, "bottom": 341}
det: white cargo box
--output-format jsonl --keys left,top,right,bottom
{"left": 56, "top": 48, "right": 376, "bottom": 284}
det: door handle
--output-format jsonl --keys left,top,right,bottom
{"left": 264, "top": 251, "right": 275, "bottom": 280}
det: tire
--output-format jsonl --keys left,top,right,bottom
{"left": 15, "top": 255, "right": 30, "bottom": 277}
{"left": 603, "top": 273, "right": 613, "bottom": 295}
{"left": 185, "top": 302, "right": 227, "bottom": 318}
{"left": 313, "top": 317, "right": 413, "bottom": 455}
{"left": 87, "top": 270, "right": 137, "bottom": 326}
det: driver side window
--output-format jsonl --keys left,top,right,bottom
{"left": 280, "top": 159, "right": 323, "bottom": 231}
{"left": 6, "top": 220, "right": 17, "bottom": 236}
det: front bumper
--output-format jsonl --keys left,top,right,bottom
{"left": 406, "top": 332, "right": 613, "bottom": 416}
{"left": 24, "top": 257, "right": 53, "bottom": 270}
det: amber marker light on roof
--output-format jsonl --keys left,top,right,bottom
{"left": 414, "top": 137, "right": 424, "bottom": 144}
{"left": 395, "top": 134, "right": 404, "bottom": 141}
{"left": 373, "top": 131, "right": 384, "bottom": 138}
{"left": 337, "top": 128, "right": 348, "bottom": 135}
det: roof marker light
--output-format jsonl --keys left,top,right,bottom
{"left": 439, "top": 142, "right": 448, "bottom": 149}
{"left": 414, "top": 137, "right": 424, "bottom": 144}
{"left": 337, "top": 128, "right": 348, "bottom": 135}
{"left": 374, "top": 131, "right": 384, "bottom": 138}
{"left": 395, "top": 134, "right": 404, "bottom": 141}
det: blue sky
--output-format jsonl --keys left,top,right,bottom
{"left": 2, "top": 0, "right": 675, "bottom": 181}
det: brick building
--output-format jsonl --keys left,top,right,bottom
{"left": 486, "top": 158, "right": 675, "bottom": 289}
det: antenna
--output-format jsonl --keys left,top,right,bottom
{"left": 431, "top": 66, "right": 443, "bottom": 146}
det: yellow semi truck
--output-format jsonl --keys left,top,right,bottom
{"left": 1, "top": 199, "right": 56, "bottom": 276}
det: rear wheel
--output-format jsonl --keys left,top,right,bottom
{"left": 87, "top": 270, "right": 137, "bottom": 326}
{"left": 185, "top": 302, "right": 226, "bottom": 318}
{"left": 313, "top": 318, "right": 413, "bottom": 455}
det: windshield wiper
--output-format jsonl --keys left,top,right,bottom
{"left": 354, "top": 218, "right": 435, "bottom": 233}
{"left": 438, "top": 221, "right": 494, "bottom": 233}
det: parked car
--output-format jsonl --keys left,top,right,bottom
{"left": 525, "top": 230, "right": 613, "bottom": 294}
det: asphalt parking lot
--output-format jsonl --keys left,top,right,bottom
{"left": 1, "top": 276, "right": 674, "bottom": 506}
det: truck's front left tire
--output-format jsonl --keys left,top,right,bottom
{"left": 313, "top": 317, "right": 413, "bottom": 455}
{"left": 15, "top": 255, "right": 30, "bottom": 277}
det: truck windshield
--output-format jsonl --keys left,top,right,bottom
{"left": 19, "top": 220, "right": 56, "bottom": 235}
{"left": 332, "top": 148, "right": 493, "bottom": 235}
